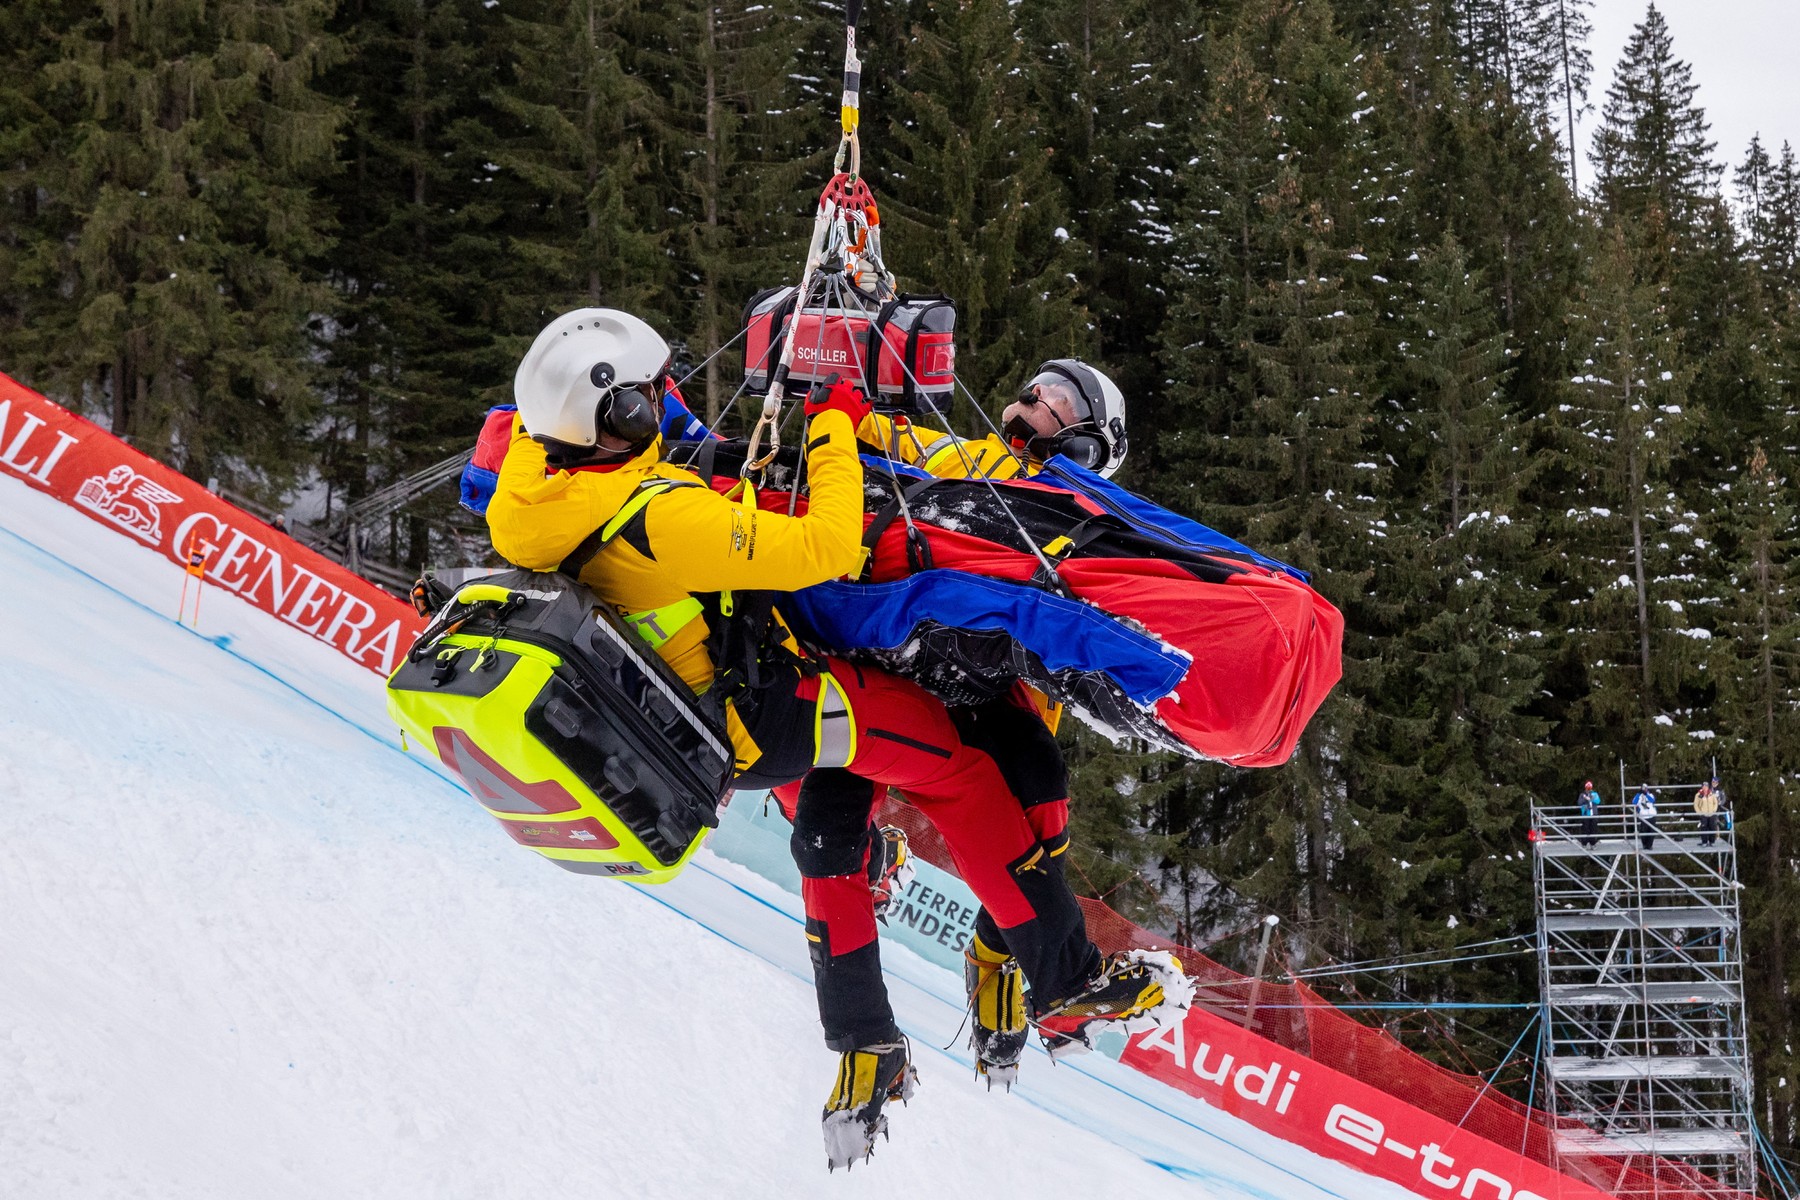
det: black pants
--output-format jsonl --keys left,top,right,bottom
{"left": 1698, "top": 813, "right": 1717, "bottom": 845}
{"left": 1578, "top": 816, "right": 1597, "bottom": 847}
{"left": 1639, "top": 816, "right": 1658, "bottom": 850}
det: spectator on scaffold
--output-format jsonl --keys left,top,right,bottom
{"left": 1715, "top": 777, "right": 1732, "bottom": 836}
{"left": 1631, "top": 784, "right": 1660, "bottom": 851}
{"left": 1693, "top": 778, "right": 1720, "bottom": 846}
{"left": 1577, "top": 780, "right": 1602, "bottom": 848}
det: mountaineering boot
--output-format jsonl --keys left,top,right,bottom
{"left": 821, "top": 1039, "right": 919, "bottom": 1171}
{"left": 868, "top": 824, "right": 914, "bottom": 923}
{"left": 963, "top": 933, "right": 1028, "bottom": 1090}
{"left": 1033, "top": 950, "right": 1196, "bottom": 1059}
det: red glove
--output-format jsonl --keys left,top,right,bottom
{"left": 803, "top": 375, "right": 872, "bottom": 427}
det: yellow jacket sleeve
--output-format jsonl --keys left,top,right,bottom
{"left": 486, "top": 418, "right": 613, "bottom": 570}
{"left": 640, "top": 409, "right": 866, "bottom": 591}
{"left": 857, "top": 412, "right": 1025, "bottom": 479}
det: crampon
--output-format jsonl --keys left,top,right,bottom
{"left": 869, "top": 825, "right": 914, "bottom": 924}
{"left": 1033, "top": 950, "right": 1195, "bottom": 1060}
{"left": 821, "top": 1039, "right": 919, "bottom": 1171}
{"left": 964, "top": 942, "right": 1028, "bottom": 1091}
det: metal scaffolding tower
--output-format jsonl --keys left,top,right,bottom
{"left": 1531, "top": 779, "right": 1756, "bottom": 1197}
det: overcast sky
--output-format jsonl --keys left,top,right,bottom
{"left": 1583, "top": 0, "right": 1800, "bottom": 192}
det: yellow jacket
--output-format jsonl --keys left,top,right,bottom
{"left": 857, "top": 412, "right": 1029, "bottom": 480}
{"left": 486, "top": 408, "right": 866, "bottom": 771}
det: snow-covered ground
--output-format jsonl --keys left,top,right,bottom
{"left": 0, "top": 473, "right": 1415, "bottom": 1200}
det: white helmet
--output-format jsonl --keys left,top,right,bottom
{"left": 1008, "top": 359, "right": 1129, "bottom": 478}
{"left": 514, "top": 308, "right": 672, "bottom": 456}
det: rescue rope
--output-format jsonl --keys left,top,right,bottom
{"left": 810, "top": 264, "right": 1071, "bottom": 589}
{"left": 688, "top": 1, "right": 1086, "bottom": 599}
{"left": 665, "top": 323, "right": 777, "bottom": 472}
{"left": 744, "top": 0, "right": 888, "bottom": 474}
{"left": 668, "top": 321, "right": 751, "bottom": 397}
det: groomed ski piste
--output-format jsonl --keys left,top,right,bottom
{"left": 0, "top": 470, "right": 1419, "bottom": 1200}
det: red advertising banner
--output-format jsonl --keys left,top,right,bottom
{"left": 0, "top": 371, "right": 424, "bottom": 675}
{"left": 1123, "top": 1008, "right": 1616, "bottom": 1200}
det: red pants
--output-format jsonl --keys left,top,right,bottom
{"left": 781, "top": 660, "right": 1093, "bottom": 1051}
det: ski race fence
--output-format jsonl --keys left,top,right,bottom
{"left": 872, "top": 792, "right": 1759, "bottom": 1200}
{"left": 0, "top": 371, "right": 1758, "bottom": 1200}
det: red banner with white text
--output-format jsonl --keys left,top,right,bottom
{"left": 1123, "top": 1007, "right": 1616, "bottom": 1200}
{"left": 0, "top": 372, "right": 424, "bottom": 675}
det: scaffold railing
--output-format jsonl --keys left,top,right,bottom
{"left": 1532, "top": 793, "right": 1757, "bottom": 1197}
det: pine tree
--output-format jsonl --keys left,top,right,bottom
{"left": 487, "top": 0, "right": 668, "bottom": 320}
{"left": 31, "top": 0, "right": 343, "bottom": 490}
{"left": 1550, "top": 219, "right": 1700, "bottom": 773}
{"left": 1392, "top": 6, "right": 1586, "bottom": 453}
{"left": 1357, "top": 235, "right": 1547, "bottom": 1024}
{"left": 1452, "top": 0, "right": 1592, "bottom": 192}
{"left": 1016, "top": 0, "right": 1196, "bottom": 441}
{"left": 1735, "top": 135, "right": 1776, "bottom": 255}
{"left": 1060, "top": 724, "right": 1184, "bottom": 932}
{"left": 1154, "top": 0, "right": 1398, "bottom": 964}
{"left": 1149, "top": 21, "right": 1288, "bottom": 494}
{"left": 1132, "top": 15, "right": 1299, "bottom": 945}
{"left": 873, "top": 0, "right": 1088, "bottom": 419}
{"left": 1457, "top": 0, "right": 1545, "bottom": 104}
{"left": 1706, "top": 444, "right": 1800, "bottom": 1150}
{"left": 1737, "top": 136, "right": 1800, "bottom": 292}
{"left": 313, "top": 0, "right": 525, "bottom": 569}
{"left": 1676, "top": 196, "right": 1775, "bottom": 482}
{"left": 1590, "top": 3, "right": 1719, "bottom": 229}
{"left": 0, "top": 0, "right": 86, "bottom": 358}
{"left": 1531, "top": 0, "right": 1593, "bottom": 192}
{"left": 637, "top": 0, "right": 824, "bottom": 424}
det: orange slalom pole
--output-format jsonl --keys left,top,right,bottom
{"left": 180, "top": 544, "right": 208, "bottom": 626}
{"left": 177, "top": 532, "right": 195, "bottom": 623}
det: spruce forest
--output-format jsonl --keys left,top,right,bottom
{"left": 2, "top": 0, "right": 1795, "bottom": 1159}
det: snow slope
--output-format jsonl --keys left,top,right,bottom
{"left": 0, "top": 473, "right": 1416, "bottom": 1200}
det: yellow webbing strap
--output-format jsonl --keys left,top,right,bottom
{"left": 622, "top": 596, "right": 704, "bottom": 650}
{"left": 599, "top": 480, "right": 678, "bottom": 544}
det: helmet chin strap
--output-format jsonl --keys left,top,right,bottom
{"left": 1004, "top": 413, "right": 1106, "bottom": 472}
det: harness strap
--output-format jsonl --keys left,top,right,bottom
{"left": 558, "top": 478, "right": 697, "bottom": 576}
{"left": 666, "top": 432, "right": 722, "bottom": 484}
{"left": 1046, "top": 512, "right": 1123, "bottom": 560}
{"left": 622, "top": 597, "right": 706, "bottom": 650}
{"left": 857, "top": 474, "right": 941, "bottom": 582}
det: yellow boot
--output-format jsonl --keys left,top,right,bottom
{"left": 963, "top": 933, "right": 1028, "bottom": 1090}
{"left": 822, "top": 1038, "right": 918, "bottom": 1171}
